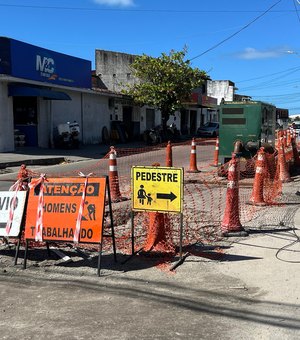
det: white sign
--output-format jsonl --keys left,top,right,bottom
{"left": 0, "top": 191, "right": 27, "bottom": 237}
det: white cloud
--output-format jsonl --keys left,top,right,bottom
{"left": 235, "top": 47, "right": 285, "bottom": 60}
{"left": 93, "top": 0, "right": 134, "bottom": 6}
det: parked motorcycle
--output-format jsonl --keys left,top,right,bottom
{"left": 69, "top": 121, "right": 80, "bottom": 148}
{"left": 166, "top": 123, "right": 181, "bottom": 141}
{"left": 55, "top": 121, "right": 80, "bottom": 148}
{"left": 143, "top": 125, "right": 163, "bottom": 145}
{"left": 143, "top": 123, "right": 181, "bottom": 145}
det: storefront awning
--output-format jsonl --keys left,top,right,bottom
{"left": 8, "top": 84, "right": 71, "bottom": 100}
{"left": 189, "top": 93, "right": 218, "bottom": 108}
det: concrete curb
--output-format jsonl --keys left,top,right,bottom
{"left": 0, "top": 157, "right": 66, "bottom": 169}
{"left": 293, "top": 205, "right": 300, "bottom": 228}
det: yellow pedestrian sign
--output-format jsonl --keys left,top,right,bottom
{"left": 132, "top": 166, "right": 183, "bottom": 213}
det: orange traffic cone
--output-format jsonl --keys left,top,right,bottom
{"left": 108, "top": 146, "right": 124, "bottom": 202}
{"left": 292, "top": 128, "right": 297, "bottom": 140}
{"left": 283, "top": 130, "right": 287, "bottom": 148}
{"left": 278, "top": 137, "right": 292, "bottom": 183}
{"left": 210, "top": 137, "right": 219, "bottom": 167}
{"left": 143, "top": 212, "right": 174, "bottom": 253}
{"left": 290, "top": 128, "right": 294, "bottom": 140}
{"left": 166, "top": 141, "right": 172, "bottom": 167}
{"left": 248, "top": 147, "right": 266, "bottom": 206}
{"left": 287, "top": 129, "right": 292, "bottom": 147}
{"left": 291, "top": 136, "right": 300, "bottom": 167}
{"left": 265, "top": 151, "right": 277, "bottom": 180}
{"left": 187, "top": 138, "right": 200, "bottom": 173}
{"left": 221, "top": 154, "right": 247, "bottom": 236}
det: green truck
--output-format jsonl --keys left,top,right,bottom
{"left": 219, "top": 100, "right": 276, "bottom": 164}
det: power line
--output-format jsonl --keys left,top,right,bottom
{"left": 292, "top": 0, "right": 300, "bottom": 24}
{"left": 0, "top": 3, "right": 291, "bottom": 13}
{"left": 238, "top": 68, "right": 300, "bottom": 91}
{"left": 239, "top": 78, "right": 300, "bottom": 90}
{"left": 235, "top": 66, "right": 300, "bottom": 84}
{"left": 189, "top": 0, "right": 282, "bottom": 61}
{"left": 254, "top": 91, "right": 300, "bottom": 98}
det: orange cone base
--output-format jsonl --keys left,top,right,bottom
{"left": 144, "top": 236, "right": 174, "bottom": 253}
{"left": 143, "top": 213, "right": 174, "bottom": 254}
{"left": 246, "top": 200, "right": 266, "bottom": 206}
{"left": 143, "top": 243, "right": 174, "bottom": 255}
{"left": 209, "top": 163, "right": 218, "bottom": 167}
{"left": 187, "top": 169, "right": 200, "bottom": 173}
{"left": 111, "top": 196, "right": 128, "bottom": 203}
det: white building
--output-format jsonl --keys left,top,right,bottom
{"left": 207, "top": 80, "right": 235, "bottom": 105}
{"left": 0, "top": 37, "right": 118, "bottom": 152}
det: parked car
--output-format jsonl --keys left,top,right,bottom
{"left": 197, "top": 122, "right": 219, "bottom": 137}
{"left": 292, "top": 122, "right": 300, "bottom": 136}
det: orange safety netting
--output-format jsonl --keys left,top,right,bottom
{"left": 11, "top": 135, "right": 300, "bottom": 260}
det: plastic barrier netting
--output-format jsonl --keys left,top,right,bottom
{"left": 11, "top": 136, "right": 300, "bottom": 258}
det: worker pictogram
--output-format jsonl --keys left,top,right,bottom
{"left": 132, "top": 166, "right": 183, "bottom": 213}
{"left": 81, "top": 201, "right": 96, "bottom": 221}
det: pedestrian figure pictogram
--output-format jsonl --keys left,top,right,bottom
{"left": 137, "top": 185, "right": 147, "bottom": 204}
{"left": 146, "top": 193, "right": 153, "bottom": 205}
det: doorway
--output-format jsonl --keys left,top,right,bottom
{"left": 122, "top": 106, "right": 141, "bottom": 141}
{"left": 13, "top": 97, "right": 38, "bottom": 146}
{"left": 180, "top": 109, "right": 188, "bottom": 135}
{"left": 190, "top": 110, "right": 197, "bottom": 136}
{"left": 146, "top": 108, "right": 155, "bottom": 129}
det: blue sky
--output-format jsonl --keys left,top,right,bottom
{"left": 1, "top": 0, "right": 300, "bottom": 114}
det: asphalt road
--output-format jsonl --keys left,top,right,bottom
{"left": 0, "top": 231, "right": 300, "bottom": 340}
{"left": 0, "top": 160, "right": 100, "bottom": 190}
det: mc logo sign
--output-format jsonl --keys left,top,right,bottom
{"left": 36, "top": 54, "right": 55, "bottom": 75}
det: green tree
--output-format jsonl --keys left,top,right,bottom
{"left": 122, "top": 48, "right": 209, "bottom": 133}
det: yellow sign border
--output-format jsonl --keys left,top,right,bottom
{"left": 131, "top": 166, "right": 183, "bottom": 213}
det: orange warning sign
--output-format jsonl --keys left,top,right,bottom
{"left": 24, "top": 177, "right": 106, "bottom": 243}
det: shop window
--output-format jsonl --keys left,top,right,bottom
{"left": 13, "top": 97, "right": 37, "bottom": 125}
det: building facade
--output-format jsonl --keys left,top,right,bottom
{"left": 94, "top": 50, "right": 235, "bottom": 137}
{"left": 95, "top": 50, "right": 164, "bottom": 139}
{"left": 0, "top": 39, "right": 238, "bottom": 152}
{"left": 0, "top": 37, "right": 118, "bottom": 152}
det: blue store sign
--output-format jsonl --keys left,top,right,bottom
{"left": 0, "top": 37, "right": 91, "bottom": 89}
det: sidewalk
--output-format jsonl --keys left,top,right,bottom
{"left": 0, "top": 142, "right": 144, "bottom": 168}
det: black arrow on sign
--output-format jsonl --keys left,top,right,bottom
{"left": 156, "top": 192, "right": 177, "bottom": 202}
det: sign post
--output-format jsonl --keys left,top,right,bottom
{"left": 131, "top": 166, "right": 184, "bottom": 264}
